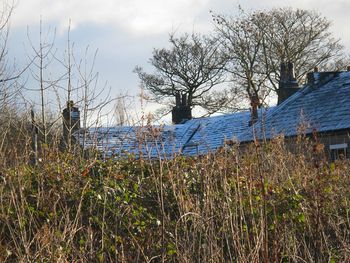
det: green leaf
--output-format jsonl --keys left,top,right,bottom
{"left": 297, "top": 213, "right": 305, "bottom": 223}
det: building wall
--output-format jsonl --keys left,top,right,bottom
{"left": 238, "top": 129, "right": 350, "bottom": 162}
{"left": 318, "top": 130, "right": 350, "bottom": 160}
{"left": 282, "top": 129, "right": 350, "bottom": 161}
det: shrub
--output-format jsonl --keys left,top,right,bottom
{"left": 0, "top": 137, "right": 349, "bottom": 262}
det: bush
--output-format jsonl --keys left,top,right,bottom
{"left": 0, "top": 137, "right": 349, "bottom": 262}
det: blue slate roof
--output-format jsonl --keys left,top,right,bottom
{"left": 241, "top": 71, "right": 350, "bottom": 141}
{"left": 78, "top": 121, "right": 198, "bottom": 158}
{"left": 181, "top": 110, "right": 252, "bottom": 155}
{"left": 79, "top": 71, "right": 350, "bottom": 158}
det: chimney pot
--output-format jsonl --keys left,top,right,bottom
{"left": 280, "top": 62, "right": 287, "bottom": 82}
{"left": 62, "top": 100, "right": 80, "bottom": 149}
{"left": 287, "top": 62, "right": 296, "bottom": 81}
{"left": 347, "top": 66, "right": 350, "bottom": 72}
{"left": 314, "top": 67, "right": 319, "bottom": 72}
{"left": 278, "top": 61, "right": 300, "bottom": 105}
{"left": 172, "top": 93, "right": 192, "bottom": 124}
{"left": 181, "top": 93, "right": 187, "bottom": 106}
{"left": 307, "top": 72, "right": 315, "bottom": 85}
{"left": 175, "top": 92, "right": 181, "bottom": 106}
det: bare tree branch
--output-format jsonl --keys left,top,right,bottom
{"left": 214, "top": 7, "right": 345, "bottom": 106}
{"left": 135, "top": 32, "right": 228, "bottom": 113}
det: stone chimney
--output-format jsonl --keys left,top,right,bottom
{"left": 172, "top": 92, "right": 192, "bottom": 124}
{"left": 62, "top": 100, "right": 80, "bottom": 148}
{"left": 249, "top": 95, "right": 260, "bottom": 126}
{"left": 278, "top": 62, "right": 300, "bottom": 105}
{"left": 307, "top": 67, "right": 339, "bottom": 87}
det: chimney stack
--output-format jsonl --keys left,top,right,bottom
{"left": 287, "top": 62, "right": 296, "bottom": 80}
{"left": 172, "top": 92, "right": 192, "bottom": 124}
{"left": 62, "top": 100, "right": 80, "bottom": 149}
{"left": 249, "top": 95, "right": 260, "bottom": 126}
{"left": 277, "top": 62, "right": 300, "bottom": 105}
{"left": 307, "top": 68, "right": 317, "bottom": 87}
{"left": 307, "top": 67, "right": 340, "bottom": 88}
{"left": 175, "top": 92, "right": 181, "bottom": 106}
{"left": 182, "top": 93, "right": 187, "bottom": 106}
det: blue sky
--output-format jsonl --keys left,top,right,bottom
{"left": 7, "top": 0, "right": 350, "bottom": 123}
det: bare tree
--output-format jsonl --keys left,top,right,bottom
{"left": 26, "top": 20, "right": 57, "bottom": 145}
{"left": 135, "top": 33, "right": 228, "bottom": 112}
{"left": 0, "top": 1, "right": 43, "bottom": 167}
{"left": 74, "top": 45, "right": 111, "bottom": 152}
{"left": 25, "top": 20, "right": 116, "bottom": 153}
{"left": 213, "top": 9, "right": 269, "bottom": 105}
{"left": 214, "top": 8, "right": 345, "bottom": 104}
{"left": 60, "top": 27, "right": 116, "bottom": 153}
{"left": 0, "top": 1, "right": 28, "bottom": 103}
{"left": 259, "top": 8, "right": 344, "bottom": 91}
{"left": 0, "top": 1, "right": 13, "bottom": 84}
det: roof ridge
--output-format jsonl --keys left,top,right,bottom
{"left": 267, "top": 72, "right": 342, "bottom": 121}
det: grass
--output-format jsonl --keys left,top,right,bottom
{"left": 0, "top": 132, "right": 349, "bottom": 262}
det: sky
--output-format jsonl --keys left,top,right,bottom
{"left": 6, "top": 0, "right": 350, "bottom": 124}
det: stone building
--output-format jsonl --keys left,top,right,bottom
{"left": 78, "top": 66, "right": 350, "bottom": 161}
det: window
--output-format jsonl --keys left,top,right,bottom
{"left": 330, "top": 143, "right": 348, "bottom": 161}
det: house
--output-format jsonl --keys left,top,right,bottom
{"left": 242, "top": 65, "right": 350, "bottom": 160}
{"left": 70, "top": 65, "right": 350, "bottom": 160}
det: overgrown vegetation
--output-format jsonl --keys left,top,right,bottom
{"left": 0, "top": 133, "right": 349, "bottom": 262}
{"left": 1, "top": 2, "right": 350, "bottom": 262}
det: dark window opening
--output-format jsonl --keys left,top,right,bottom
{"left": 330, "top": 143, "right": 348, "bottom": 161}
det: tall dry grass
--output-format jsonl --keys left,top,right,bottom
{"left": 0, "top": 122, "right": 349, "bottom": 262}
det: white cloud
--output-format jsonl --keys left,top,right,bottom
{"left": 7, "top": 0, "right": 350, "bottom": 121}
{"left": 12, "top": 0, "right": 211, "bottom": 35}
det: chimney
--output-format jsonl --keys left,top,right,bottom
{"left": 175, "top": 91, "right": 181, "bottom": 106}
{"left": 172, "top": 92, "right": 192, "bottom": 124}
{"left": 287, "top": 62, "right": 296, "bottom": 80}
{"left": 307, "top": 67, "right": 339, "bottom": 87}
{"left": 62, "top": 100, "right": 80, "bottom": 148}
{"left": 280, "top": 62, "right": 287, "bottom": 84}
{"left": 181, "top": 93, "right": 187, "bottom": 106}
{"left": 277, "top": 62, "right": 300, "bottom": 105}
{"left": 307, "top": 71, "right": 316, "bottom": 87}
{"left": 249, "top": 95, "right": 260, "bottom": 126}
